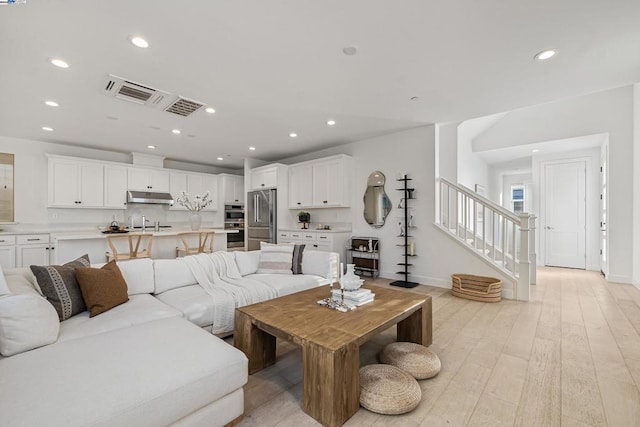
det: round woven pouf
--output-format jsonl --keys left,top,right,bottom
{"left": 359, "top": 364, "right": 421, "bottom": 415}
{"left": 379, "top": 342, "right": 441, "bottom": 380}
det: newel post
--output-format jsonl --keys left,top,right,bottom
{"left": 517, "top": 214, "right": 531, "bottom": 301}
{"left": 529, "top": 215, "right": 537, "bottom": 285}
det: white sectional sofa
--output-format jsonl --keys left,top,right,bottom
{"left": 0, "top": 249, "right": 338, "bottom": 427}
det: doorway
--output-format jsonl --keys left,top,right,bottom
{"left": 542, "top": 160, "right": 587, "bottom": 269}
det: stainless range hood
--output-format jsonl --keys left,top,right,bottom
{"left": 127, "top": 191, "right": 174, "bottom": 205}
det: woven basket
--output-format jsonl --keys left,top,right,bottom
{"left": 451, "top": 274, "right": 502, "bottom": 303}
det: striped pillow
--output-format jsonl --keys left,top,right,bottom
{"left": 256, "top": 243, "right": 294, "bottom": 275}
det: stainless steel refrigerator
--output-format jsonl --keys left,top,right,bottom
{"left": 247, "top": 189, "right": 277, "bottom": 250}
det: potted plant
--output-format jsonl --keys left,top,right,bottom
{"left": 298, "top": 211, "right": 310, "bottom": 229}
{"left": 176, "top": 191, "right": 213, "bottom": 230}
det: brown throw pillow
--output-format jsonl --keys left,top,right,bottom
{"left": 76, "top": 261, "right": 129, "bottom": 317}
{"left": 30, "top": 254, "right": 91, "bottom": 321}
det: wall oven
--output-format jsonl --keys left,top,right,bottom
{"left": 224, "top": 205, "right": 245, "bottom": 249}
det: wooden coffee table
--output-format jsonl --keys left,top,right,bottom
{"left": 234, "top": 284, "right": 432, "bottom": 427}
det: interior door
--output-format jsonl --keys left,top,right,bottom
{"left": 600, "top": 145, "right": 608, "bottom": 276}
{"left": 544, "top": 161, "right": 587, "bottom": 268}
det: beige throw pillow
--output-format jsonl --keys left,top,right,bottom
{"left": 256, "top": 243, "right": 294, "bottom": 275}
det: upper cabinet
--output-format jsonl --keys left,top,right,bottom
{"left": 103, "top": 165, "right": 128, "bottom": 209}
{"left": 288, "top": 164, "right": 313, "bottom": 208}
{"left": 48, "top": 157, "right": 105, "bottom": 208}
{"left": 250, "top": 165, "right": 279, "bottom": 190}
{"left": 221, "top": 174, "right": 244, "bottom": 204}
{"left": 127, "top": 167, "right": 170, "bottom": 192}
{"left": 287, "top": 155, "right": 352, "bottom": 209}
{"left": 48, "top": 155, "right": 220, "bottom": 211}
{"left": 169, "top": 171, "right": 218, "bottom": 211}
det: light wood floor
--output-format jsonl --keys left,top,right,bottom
{"left": 231, "top": 267, "right": 640, "bottom": 426}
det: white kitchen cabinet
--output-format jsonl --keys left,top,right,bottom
{"left": 0, "top": 235, "right": 16, "bottom": 269}
{"left": 288, "top": 164, "right": 313, "bottom": 208}
{"left": 170, "top": 172, "right": 218, "bottom": 211}
{"left": 169, "top": 172, "right": 188, "bottom": 210}
{"left": 48, "top": 157, "right": 104, "bottom": 208}
{"left": 312, "top": 158, "right": 348, "bottom": 207}
{"left": 127, "top": 167, "right": 170, "bottom": 192}
{"left": 221, "top": 174, "right": 244, "bottom": 204}
{"left": 285, "top": 155, "right": 351, "bottom": 209}
{"left": 277, "top": 229, "right": 348, "bottom": 253}
{"left": 16, "top": 234, "right": 51, "bottom": 267}
{"left": 250, "top": 165, "right": 278, "bottom": 190}
{"left": 187, "top": 173, "right": 218, "bottom": 211}
{"left": 103, "top": 165, "right": 128, "bottom": 209}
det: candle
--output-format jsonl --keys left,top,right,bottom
{"left": 339, "top": 262, "right": 344, "bottom": 289}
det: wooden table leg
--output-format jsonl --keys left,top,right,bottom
{"left": 234, "top": 311, "right": 276, "bottom": 374}
{"left": 302, "top": 340, "right": 360, "bottom": 427}
{"left": 397, "top": 298, "right": 432, "bottom": 346}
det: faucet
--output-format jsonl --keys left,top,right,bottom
{"left": 141, "top": 215, "right": 148, "bottom": 232}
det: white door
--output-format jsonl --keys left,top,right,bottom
{"left": 543, "top": 161, "right": 587, "bottom": 268}
{"left": 600, "top": 145, "right": 608, "bottom": 276}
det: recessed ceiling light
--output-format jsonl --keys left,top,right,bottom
{"left": 217, "top": 157, "right": 224, "bottom": 161}
{"left": 249, "top": 146, "right": 256, "bottom": 151}
{"left": 147, "top": 145, "right": 156, "bottom": 149}
{"left": 289, "top": 132, "right": 298, "bottom": 138}
{"left": 534, "top": 49, "right": 557, "bottom": 61}
{"left": 42, "top": 126, "right": 53, "bottom": 131}
{"left": 205, "top": 107, "right": 216, "bottom": 114}
{"left": 532, "top": 149, "right": 540, "bottom": 153}
{"left": 130, "top": 36, "right": 149, "bottom": 49}
{"left": 327, "top": 120, "right": 336, "bottom": 126}
{"left": 44, "top": 100, "right": 59, "bottom": 107}
{"left": 171, "top": 129, "right": 181, "bottom": 135}
{"left": 342, "top": 46, "right": 358, "bottom": 56}
{"left": 49, "top": 58, "right": 69, "bottom": 68}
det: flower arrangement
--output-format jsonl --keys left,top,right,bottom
{"left": 176, "top": 191, "right": 212, "bottom": 212}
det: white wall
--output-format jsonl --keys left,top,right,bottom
{"left": 0, "top": 136, "right": 237, "bottom": 229}
{"left": 473, "top": 86, "right": 634, "bottom": 283}
{"left": 634, "top": 84, "right": 640, "bottom": 288}
{"left": 457, "top": 121, "right": 491, "bottom": 195}
{"left": 278, "top": 125, "right": 518, "bottom": 296}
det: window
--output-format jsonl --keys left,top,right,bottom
{"left": 511, "top": 185, "right": 525, "bottom": 214}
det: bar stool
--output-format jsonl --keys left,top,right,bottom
{"left": 175, "top": 231, "right": 215, "bottom": 257}
{"left": 105, "top": 233, "right": 153, "bottom": 262}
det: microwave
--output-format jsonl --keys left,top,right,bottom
{"left": 225, "top": 204, "right": 244, "bottom": 221}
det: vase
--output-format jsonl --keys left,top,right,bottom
{"left": 340, "top": 263, "right": 361, "bottom": 291}
{"left": 190, "top": 213, "right": 202, "bottom": 231}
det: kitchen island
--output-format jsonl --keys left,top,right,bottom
{"left": 51, "top": 228, "right": 238, "bottom": 264}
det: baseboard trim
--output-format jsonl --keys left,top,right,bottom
{"left": 632, "top": 279, "right": 640, "bottom": 290}
{"left": 607, "top": 274, "right": 632, "bottom": 284}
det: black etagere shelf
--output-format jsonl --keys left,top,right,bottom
{"left": 391, "top": 175, "right": 419, "bottom": 288}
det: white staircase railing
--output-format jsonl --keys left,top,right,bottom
{"left": 437, "top": 178, "right": 536, "bottom": 301}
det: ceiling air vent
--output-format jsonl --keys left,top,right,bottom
{"left": 164, "top": 97, "right": 205, "bottom": 117}
{"left": 104, "top": 74, "right": 169, "bottom": 107}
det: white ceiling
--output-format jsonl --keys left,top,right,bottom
{"left": 1, "top": 1, "right": 639, "bottom": 169}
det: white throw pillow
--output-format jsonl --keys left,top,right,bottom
{"left": 301, "top": 250, "right": 338, "bottom": 279}
{"left": 234, "top": 251, "right": 261, "bottom": 276}
{"left": 0, "top": 264, "right": 10, "bottom": 297}
{"left": 0, "top": 293, "right": 60, "bottom": 357}
{"left": 116, "top": 258, "right": 155, "bottom": 295}
{"left": 153, "top": 259, "right": 197, "bottom": 294}
{"left": 256, "top": 243, "right": 294, "bottom": 275}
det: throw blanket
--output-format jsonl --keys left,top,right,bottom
{"left": 184, "top": 252, "right": 278, "bottom": 334}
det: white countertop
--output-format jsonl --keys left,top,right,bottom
{"left": 51, "top": 228, "right": 238, "bottom": 241}
{"left": 278, "top": 228, "right": 351, "bottom": 233}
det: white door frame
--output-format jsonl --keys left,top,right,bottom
{"left": 539, "top": 157, "right": 592, "bottom": 269}
{"left": 600, "top": 144, "right": 609, "bottom": 277}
